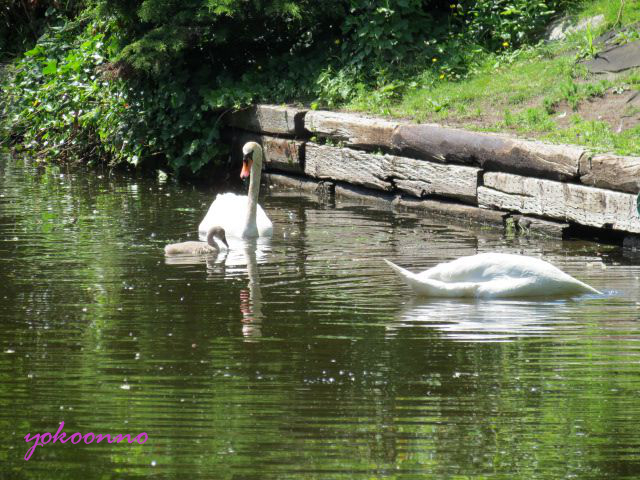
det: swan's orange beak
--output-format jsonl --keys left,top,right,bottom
{"left": 240, "top": 154, "right": 252, "bottom": 179}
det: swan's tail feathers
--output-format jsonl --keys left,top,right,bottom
{"left": 384, "top": 259, "right": 415, "bottom": 281}
{"left": 384, "top": 259, "right": 479, "bottom": 297}
{"left": 577, "top": 279, "right": 602, "bottom": 295}
{"left": 384, "top": 259, "right": 426, "bottom": 293}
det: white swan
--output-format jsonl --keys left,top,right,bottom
{"left": 165, "top": 226, "right": 228, "bottom": 255}
{"left": 198, "top": 142, "right": 273, "bottom": 239}
{"left": 385, "top": 253, "right": 601, "bottom": 298}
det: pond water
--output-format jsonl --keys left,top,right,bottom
{"left": 1, "top": 155, "right": 640, "bottom": 479}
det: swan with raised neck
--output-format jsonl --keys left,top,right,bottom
{"left": 240, "top": 141, "right": 263, "bottom": 238}
{"left": 198, "top": 142, "right": 273, "bottom": 239}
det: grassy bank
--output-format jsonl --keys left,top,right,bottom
{"left": 345, "top": 0, "right": 640, "bottom": 156}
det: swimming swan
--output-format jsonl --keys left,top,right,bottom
{"left": 165, "top": 226, "right": 228, "bottom": 255}
{"left": 198, "top": 142, "right": 273, "bottom": 239}
{"left": 385, "top": 253, "right": 601, "bottom": 298}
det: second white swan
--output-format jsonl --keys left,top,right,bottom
{"left": 199, "top": 142, "right": 273, "bottom": 239}
{"left": 385, "top": 253, "right": 600, "bottom": 298}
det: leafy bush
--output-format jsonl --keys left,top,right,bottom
{"left": 1, "top": 0, "right": 579, "bottom": 174}
{"left": 0, "top": 0, "right": 84, "bottom": 59}
{"left": 340, "top": 0, "right": 434, "bottom": 68}
{"left": 1, "top": 17, "right": 131, "bottom": 163}
{"left": 462, "top": 0, "right": 572, "bottom": 49}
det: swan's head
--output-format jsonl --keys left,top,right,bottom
{"left": 240, "top": 142, "right": 262, "bottom": 180}
{"left": 206, "top": 226, "right": 229, "bottom": 249}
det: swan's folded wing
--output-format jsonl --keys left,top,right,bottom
{"left": 198, "top": 193, "right": 246, "bottom": 238}
{"left": 475, "top": 277, "right": 538, "bottom": 298}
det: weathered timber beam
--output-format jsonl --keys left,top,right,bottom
{"left": 580, "top": 154, "right": 640, "bottom": 194}
{"left": 225, "top": 105, "right": 307, "bottom": 136}
{"left": 392, "top": 156, "right": 480, "bottom": 204}
{"left": 478, "top": 172, "right": 640, "bottom": 233}
{"left": 263, "top": 172, "right": 332, "bottom": 196}
{"left": 305, "top": 110, "right": 400, "bottom": 150}
{"left": 230, "top": 131, "right": 304, "bottom": 174}
{"left": 392, "top": 124, "right": 585, "bottom": 181}
{"left": 305, "top": 143, "right": 394, "bottom": 191}
{"left": 305, "top": 143, "right": 481, "bottom": 202}
{"left": 334, "top": 183, "right": 397, "bottom": 209}
{"left": 395, "top": 197, "right": 507, "bottom": 226}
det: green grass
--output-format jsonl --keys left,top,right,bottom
{"left": 549, "top": 117, "right": 640, "bottom": 155}
{"left": 344, "top": 0, "right": 640, "bottom": 157}
{"left": 579, "top": 0, "right": 640, "bottom": 25}
{"left": 393, "top": 45, "right": 576, "bottom": 122}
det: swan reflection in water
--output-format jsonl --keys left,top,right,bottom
{"left": 211, "top": 237, "right": 267, "bottom": 341}
{"left": 164, "top": 235, "right": 268, "bottom": 341}
{"left": 235, "top": 241, "right": 264, "bottom": 340}
{"left": 386, "top": 297, "right": 578, "bottom": 342}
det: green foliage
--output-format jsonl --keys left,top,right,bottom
{"left": 539, "top": 77, "right": 612, "bottom": 112}
{"left": 503, "top": 107, "right": 556, "bottom": 132}
{"left": 1, "top": 0, "right": 583, "bottom": 173}
{"left": 2, "top": 0, "right": 347, "bottom": 172}
{"left": 0, "top": 15, "right": 228, "bottom": 171}
{"left": 463, "top": 0, "right": 576, "bottom": 50}
{"left": 549, "top": 115, "right": 640, "bottom": 155}
{"left": 101, "top": 0, "right": 344, "bottom": 77}
{"left": 1, "top": 18, "right": 135, "bottom": 165}
{"left": 341, "top": 0, "right": 432, "bottom": 67}
{"left": 0, "top": 0, "right": 84, "bottom": 59}
{"left": 575, "top": 20, "right": 599, "bottom": 59}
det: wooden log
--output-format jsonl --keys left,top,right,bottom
{"left": 305, "top": 143, "right": 480, "bottom": 202}
{"left": 478, "top": 172, "right": 640, "bottom": 233}
{"left": 230, "top": 131, "right": 304, "bottom": 174}
{"left": 333, "top": 184, "right": 506, "bottom": 226}
{"left": 305, "top": 110, "right": 400, "bottom": 150}
{"left": 334, "top": 183, "right": 397, "bottom": 209}
{"left": 263, "top": 172, "right": 318, "bottom": 191}
{"left": 225, "top": 105, "right": 307, "bottom": 136}
{"left": 261, "top": 137, "right": 304, "bottom": 174}
{"left": 392, "top": 157, "right": 480, "bottom": 204}
{"left": 580, "top": 154, "right": 640, "bottom": 194}
{"left": 304, "top": 143, "right": 394, "bottom": 191}
{"left": 392, "top": 124, "right": 585, "bottom": 181}
{"left": 395, "top": 197, "right": 507, "bottom": 226}
{"left": 511, "top": 215, "right": 569, "bottom": 238}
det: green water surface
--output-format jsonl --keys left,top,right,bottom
{"left": 1, "top": 156, "right": 640, "bottom": 479}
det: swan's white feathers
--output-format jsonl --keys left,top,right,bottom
{"left": 385, "top": 253, "right": 600, "bottom": 298}
{"left": 199, "top": 192, "right": 273, "bottom": 239}
{"left": 198, "top": 142, "right": 273, "bottom": 239}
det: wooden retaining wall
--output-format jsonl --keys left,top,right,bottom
{"left": 222, "top": 105, "right": 640, "bottom": 243}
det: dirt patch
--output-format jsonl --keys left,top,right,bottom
{"left": 554, "top": 88, "right": 640, "bottom": 132}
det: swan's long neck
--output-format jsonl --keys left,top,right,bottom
{"left": 206, "top": 230, "right": 217, "bottom": 248}
{"left": 245, "top": 151, "right": 262, "bottom": 236}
